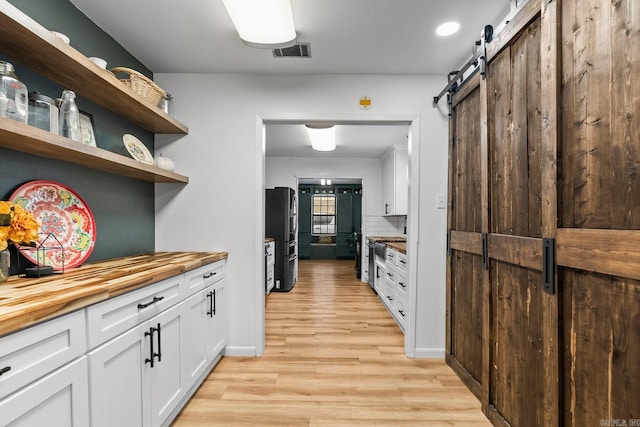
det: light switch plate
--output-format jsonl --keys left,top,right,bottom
{"left": 436, "top": 194, "right": 446, "bottom": 209}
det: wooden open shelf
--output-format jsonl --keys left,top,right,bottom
{"left": 0, "top": 118, "right": 189, "bottom": 183}
{"left": 0, "top": 2, "right": 188, "bottom": 135}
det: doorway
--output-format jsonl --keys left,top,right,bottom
{"left": 256, "top": 115, "right": 420, "bottom": 358}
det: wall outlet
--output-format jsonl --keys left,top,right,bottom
{"left": 436, "top": 194, "right": 446, "bottom": 209}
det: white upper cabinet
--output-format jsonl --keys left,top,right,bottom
{"left": 382, "top": 145, "right": 408, "bottom": 216}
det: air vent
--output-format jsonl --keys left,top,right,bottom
{"left": 273, "top": 43, "right": 311, "bottom": 58}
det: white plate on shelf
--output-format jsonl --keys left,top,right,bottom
{"left": 123, "top": 134, "right": 153, "bottom": 165}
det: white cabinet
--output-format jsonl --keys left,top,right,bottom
{"left": 0, "top": 310, "right": 88, "bottom": 427}
{"left": 0, "top": 310, "right": 86, "bottom": 400}
{"left": 88, "top": 301, "right": 186, "bottom": 427}
{"left": 183, "top": 278, "right": 225, "bottom": 387}
{"left": 88, "top": 322, "right": 149, "bottom": 427}
{"left": 265, "top": 241, "right": 275, "bottom": 294}
{"left": 382, "top": 248, "right": 408, "bottom": 332}
{"left": 0, "top": 357, "right": 89, "bottom": 427}
{"left": 381, "top": 145, "right": 408, "bottom": 216}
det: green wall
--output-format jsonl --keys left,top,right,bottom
{"left": 1, "top": 0, "right": 158, "bottom": 269}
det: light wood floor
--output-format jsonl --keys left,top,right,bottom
{"left": 172, "top": 260, "right": 490, "bottom": 426}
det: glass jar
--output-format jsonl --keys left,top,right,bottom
{"left": 58, "top": 89, "right": 81, "bottom": 142}
{"left": 0, "top": 60, "right": 28, "bottom": 123}
{"left": 158, "top": 93, "right": 173, "bottom": 116}
{"left": 28, "top": 92, "right": 59, "bottom": 134}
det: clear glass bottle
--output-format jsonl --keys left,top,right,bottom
{"left": 0, "top": 60, "right": 28, "bottom": 123}
{"left": 58, "top": 89, "right": 81, "bottom": 142}
{"left": 158, "top": 93, "right": 174, "bottom": 116}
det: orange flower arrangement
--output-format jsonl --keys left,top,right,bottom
{"left": 0, "top": 201, "right": 40, "bottom": 251}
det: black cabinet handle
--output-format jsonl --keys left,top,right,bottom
{"left": 399, "top": 310, "right": 405, "bottom": 317}
{"left": 144, "top": 326, "right": 156, "bottom": 367}
{"left": 203, "top": 272, "right": 217, "bottom": 279}
{"left": 387, "top": 295, "right": 393, "bottom": 301}
{"left": 398, "top": 281, "right": 406, "bottom": 288}
{"left": 399, "top": 259, "right": 406, "bottom": 265}
{"left": 138, "top": 296, "right": 164, "bottom": 310}
{"left": 206, "top": 289, "right": 217, "bottom": 317}
{"left": 154, "top": 323, "right": 162, "bottom": 363}
{"left": 0, "top": 366, "right": 11, "bottom": 376}
{"left": 385, "top": 203, "right": 389, "bottom": 214}
{"left": 386, "top": 272, "right": 393, "bottom": 278}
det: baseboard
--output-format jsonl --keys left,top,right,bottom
{"left": 413, "top": 347, "right": 446, "bottom": 358}
{"left": 223, "top": 345, "right": 258, "bottom": 357}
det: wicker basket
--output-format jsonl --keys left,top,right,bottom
{"left": 111, "top": 67, "right": 166, "bottom": 106}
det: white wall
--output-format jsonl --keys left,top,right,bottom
{"left": 154, "top": 73, "right": 449, "bottom": 357}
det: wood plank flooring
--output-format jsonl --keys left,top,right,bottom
{"left": 172, "top": 260, "right": 490, "bottom": 426}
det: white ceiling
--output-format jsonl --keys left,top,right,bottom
{"left": 266, "top": 123, "right": 409, "bottom": 158}
{"left": 69, "top": 0, "right": 510, "bottom": 158}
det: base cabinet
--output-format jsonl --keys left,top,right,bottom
{"left": 183, "top": 279, "right": 225, "bottom": 386}
{"left": 88, "top": 302, "right": 186, "bottom": 427}
{"left": 0, "top": 357, "right": 89, "bottom": 427}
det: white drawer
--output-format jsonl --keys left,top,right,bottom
{"left": 0, "top": 310, "right": 86, "bottom": 400}
{"left": 396, "top": 270, "right": 408, "bottom": 297}
{"left": 384, "top": 263, "right": 397, "bottom": 285}
{"left": 86, "top": 275, "right": 183, "bottom": 349}
{"left": 382, "top": 277, "right": 396, "bottom": 310}
{"left": 397, "top": 252, "right": 408, "bottom": 271}
{"left": 395, "top": 294, "right": 407, "bottom": 331}
{"left": 184, "top": 260, "right": 226, "bottom": 296}
{"left": 265, "top": 242, "right": 275, "bottom": 266}
{"left": 386, "top": 248, "right": 397, "bottom": 265}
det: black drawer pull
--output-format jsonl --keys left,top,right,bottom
{"left": 0, "top": 366, "right": 11, "bottom": 376}
{"left": 387, "top": 295, "right": 393, "bottom": 301}
{"left": 386, "top": 272, "right": 393, "bottom": 278}
{"left": 138, "top": 296, "right": 164, "bottom": 310}
{"left": 203, "top": 272, "right": 217, "bottom": 279}
{"left": 399, "top": 310, "right": 405, "bottom": 317}
{"left": 398, "top": 281, "right": 406, "bottom": 288}
{"left": 399, "top": 259, "right": 406, "bottom": 265}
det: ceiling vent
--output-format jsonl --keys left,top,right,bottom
{"left": 273, "top": 43, "right": 311, "bottom": 58}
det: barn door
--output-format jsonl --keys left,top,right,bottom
{"left": 484, "top": 9, "right": 555, "bottom": 427}
{"left": 558, "top": 0, "right": 640, "bottom": 424}
{"left": 446, "top": 74, "right": 484, "bottom": 399}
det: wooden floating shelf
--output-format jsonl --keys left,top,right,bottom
{"left": 0, "top": 118, "right": 189, "bottom": 184}
{"left": 0, "top": 2, "right": 188, "bottom": 135}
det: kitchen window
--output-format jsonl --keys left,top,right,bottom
{"left": 312, "top": 194, "right": 336, "bottom": 235}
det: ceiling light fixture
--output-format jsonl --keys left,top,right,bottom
{"left": 306, "top": 124, "right": 336, "bottom": 152}
{"left": 436, "top": 21, "right": 460, "bottom": 37}
{"left": 222, "top": 0, "right": 297, "bottom": 49}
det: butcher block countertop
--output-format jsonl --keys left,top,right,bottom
{"left": 386, "top": 242, "right": 407, "bottom": 254}
{"left": 0, "top": 251, "right": 227, "bottom": 337}
{"left": 367, "top": 236, "right": 406, "bottom": 243}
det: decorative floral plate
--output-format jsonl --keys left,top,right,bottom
{"left": 10, "top": 180, "right": 96, "bottom": 270}
{"left": 123, "top": 134, "right": 154, "bottom": 165}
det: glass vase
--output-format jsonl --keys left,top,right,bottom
{"left": 0, "top": 249, "right": 9, "bottom": 282}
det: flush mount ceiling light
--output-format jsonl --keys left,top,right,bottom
{"left": 222, "top": 0, "right": 297, "bottom": 49}
{"left": 436, "top": 21, "right": 460, "bottom": 37}
{"left": 306, "top": 124, "right": 336, "bottom": 152}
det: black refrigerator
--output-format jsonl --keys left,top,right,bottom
{"left": 265, "top": 187, "right": 297, "bottom": 292}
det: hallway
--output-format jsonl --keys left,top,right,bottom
{"left": 172, "top": 260, "right": 490, "bottom": 426}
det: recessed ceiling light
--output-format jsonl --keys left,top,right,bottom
{"left": 436, "top": 21, "right": 460, "bottom": 37}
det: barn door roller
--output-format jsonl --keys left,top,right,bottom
{"left": 433, "top": 25, "right": 493, "bottom": 112}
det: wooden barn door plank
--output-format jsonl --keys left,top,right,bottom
{"left": 446, "top": 77, "right": 485, "bottom": 400}
{"left": 559, "top": 0, "right": 640, "bottom": 424}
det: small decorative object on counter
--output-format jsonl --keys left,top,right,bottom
{"left": 158, "top": 93, "right": 174, "bottom": 116}
{"left": 0, "top": 60, "right": 28, "bottom": 124}
{"left": 28, "top": 92, "right": 59, "bottom": 134}
{"left": 0, "top": 201, "right": 40, "bottom": 282}
{"left": 58, "top": 89, "right": 81, "bottom": 142}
